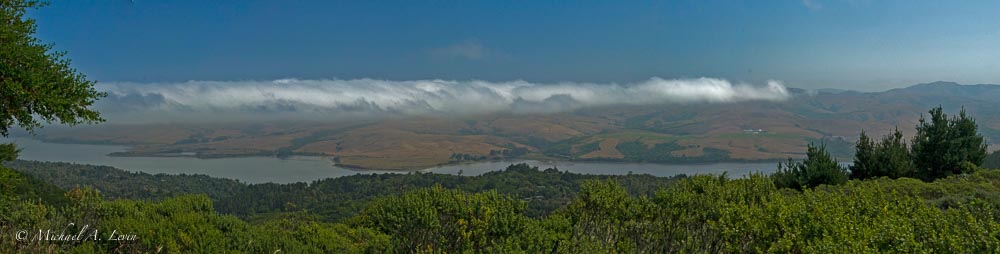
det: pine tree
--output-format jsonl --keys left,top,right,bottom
{"left": 850, "top": 130, "right": 877, "bottom": 179}
{"left": 852, "top": 128, "right": 915, "bottom": 180}
{"left": 877, "top": 128, "right": 914, "bottom": 178}
{"left": 773, "top": 143, "right": 848, "bottom": 190}
{"left": 911, "top": 106, "right": 987, "bottom": 181}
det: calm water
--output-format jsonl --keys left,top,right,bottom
{"left": 3, "top": 138, "right": 780, "bottom": 184}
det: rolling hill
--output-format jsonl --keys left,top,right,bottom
{"left": 22, "top": 82, "right": 1000, "bottom": 170}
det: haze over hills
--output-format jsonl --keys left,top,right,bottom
{"left": 21, "top": 81, "right": 1000, "bottom": 170}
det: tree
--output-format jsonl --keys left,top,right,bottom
{"left": 877, "top": 128, "right": 915, "bottom": 178}
{"left": 1, "top": 0, "right": 106, "bottom": 161}
{"left": 850, "top": 128, "right": 914, "bottom": 180}
{"left": 911, "top": 106, "right": 988, "bottom": 181}
{"left": 850, "top": 131, "right": 877, "bottom": 179}
{"left": 772, "top": 143, "right": 848, "bottom": 190}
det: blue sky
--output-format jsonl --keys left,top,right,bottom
{"left": 29, "top": 0, "right": 1000, "bottom": 91}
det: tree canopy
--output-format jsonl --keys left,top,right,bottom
{"left": 848, "top": 106, "right": 988, "bottom": 182}
{"left": 850, "top": 128, "right": 914, "bottom": 180}
{"left": 0, "top": 0, "right": 105, "bottom": 160}
{"left": 912, "top": 106, "right": 988, "bottom": 181}
{"left": 771, "top": 143, "right": 848, "bottom": 190}
{"left": 8, "top": 162, "right": 1000, "bottom": 253}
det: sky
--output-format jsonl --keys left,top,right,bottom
{"left": 29, "top": 0, "right": 1000, "bottom": 92}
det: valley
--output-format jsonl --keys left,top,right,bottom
{"left": 26, "top": 82, "right": 1000, "bottom": 170}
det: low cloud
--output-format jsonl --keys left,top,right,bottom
{"left": 94, "top": 77, "right": 791, "bottom": 123}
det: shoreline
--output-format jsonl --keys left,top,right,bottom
{"left": 108, "top": 151, "right": 789, "bottom": 171}
{"left": 10, "top": 137, "right": 795, "bottom": 171}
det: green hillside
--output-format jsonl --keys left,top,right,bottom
{"left": 5, "top": 162, "right": 1000, "bottom": 253}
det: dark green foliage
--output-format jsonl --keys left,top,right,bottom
{"left": 545, "top": 137, "right": 731, "bottom": 163}
{"left": 1, "top": 0, "right": 105, "bottom": 163}
{"left": 0, "top": 185, "right": 388, "bottom": 253}
{"left": 851, "top": 131, "right": 877, "bottom": 179}
{"left": 874, "top": 129, "right": 915, "bottom": 178}
{"left": 222, "top": 163, "right": 676, "bottom": 220}
{"left": 623, "top": 113, "right": 657, "bottom": 129}
{"left": 555, "top": 170, "right": 1000, "bottom": 252}
{"left": 617, "top": 140, "right": 679, "bottom": 161}
{"left": 10, "top": 161, "right": 1000, "bottom": 252}
{"left": 555, "top": 171, "right": 1000, "bottom": 252}
{"left": 559, "top": 179, "right": 674, "bottom": 252}
{"left": 0, "top": 0, "right": 106, "bottom": 137}
{"left": 450, "top": 148, "right": 528, "bottom": 162}
{"left": 6, "top": 161, "right": 680, "bottom": 221}
{"left": 0, "top": 142, "right": 18, "bottom": 162}
{"left": 805, "top": 136, "right": 855, "bottom": 159}
{"left": 850, "top": 128, "right": 914, "bottom": 179}
{"left": 449, "top": 152, "right": 487, "bottom": 162}
{"left": 772, "top": 143, "right": 848, "bottom": 190}
{"left": 543, "top": 136, "right": 589, "bottom": 158}
{"left": 0, "top": 166, "right": 68, "bottom": 206}
{"left": 850, "top": 106, "right": 988, "bottom": 181}
{"left": 701, "top": 147, "right": 730, "bottom": 160}
{"left": 354, "top": 186, "right": 542, "bottom": 252}
{"left": 615, "top": 140, "right": 730, "bottom": 163}
{"left": 912, "top": 106, "right": 988, "bottom": 181}
{"left": 3, "top": 160, "right": 247, "bottom": 201}
{"left": 493, "top": 146, "right": 529, "bottom": 158}
{"left": 575, "top": 141, "right": 601, "bottom": 155}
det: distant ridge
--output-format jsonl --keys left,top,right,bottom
{"left": 891, "top": 81, "right": 1000, "bottom": 91}
{"left": 884, "top": 81, "right": 1000, "bottom": 100}
{"left": 806, "top": 81, "right": 1000, "bottom": 95}
{"left": 813, "top": 88, "right": 853, "bottom": 94}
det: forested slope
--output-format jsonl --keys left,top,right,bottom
{"left": 4, "top": 161, "right": 680, "bottom": 221}
{"left": 5, "top": 162, "right": 1000, "bottom": 253}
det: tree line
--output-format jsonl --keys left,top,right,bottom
{"left": 6, "top": 160, "right": 1000, "bottom": 253}
{"left": 4, "top": 160, "right": 680, "bottom": 221}
{"left": 772, "top": 105, "right": 989, "bottom": 190}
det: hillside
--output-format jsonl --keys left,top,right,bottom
{"left": 3, "top": 160, "right": 679, "bottom": 221}
{"left": 4, "top": 160, "right": 1000, "bottom": 252}
{"left": 24, "top": 82, "right": 1000, "bottom": 170}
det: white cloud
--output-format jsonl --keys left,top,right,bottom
{"left": 95, "top": 77, "right": 791, "bottom": 123}
{"left": 802, "top": 0, "right": 823, "bottom": 11}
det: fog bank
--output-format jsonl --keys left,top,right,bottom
{"left": 95, "top": 77, "right": 790, "bottom": 123}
